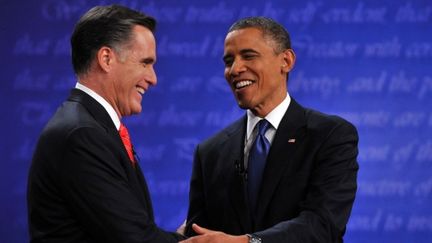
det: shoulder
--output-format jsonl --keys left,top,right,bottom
{"left": 40, "top": 100, "right": 108, "bottom": 145}
{"left": 197, "top": 116, "right": 245, "bottom": 151}
{"left": 306, "top": 108, "right": 355, "bottom": 128}
{"left": 303, "top": 107, "right": 358, "bottom": 142}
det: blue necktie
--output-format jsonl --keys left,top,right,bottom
{"left": 248, "top": 119, "right": 271, "bottom": 212}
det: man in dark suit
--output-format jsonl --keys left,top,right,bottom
{"left": 182, "top": 17, "right": 359, "bottom": 243}
{"left": 27, "top": 5, "right": 185, "bottom": 242}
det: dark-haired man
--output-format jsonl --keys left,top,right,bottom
{"left": 27, "top": 5, "right": 185, "bottom": 242}
{"left": 182, "top": 17, "right": 359, "bottom": 243}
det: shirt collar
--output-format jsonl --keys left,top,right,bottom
{"left": 246, "top": 93, "right": 291, "bottom": 139}
{"left": 75, "top": 82, "right": 121, "bottom": 130}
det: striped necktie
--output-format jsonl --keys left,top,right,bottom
{"left": 248, "top": 119, "right": 271, "bottom": 212}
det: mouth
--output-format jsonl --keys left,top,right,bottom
{"left": 136, "top": 86, "right": 146, "bottom": 95}
{"left": 233, "top": 80, "right": 254, "bottom": 90}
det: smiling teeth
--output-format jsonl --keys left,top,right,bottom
{"left": 235, "top": 80, "right": 253, "bottom": 89}
{"left": 136, "top": 87, "right": 145, "bottom": 95}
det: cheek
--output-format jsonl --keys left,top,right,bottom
{"left": 224, "top": 69, "right": 230, "bottom": 79}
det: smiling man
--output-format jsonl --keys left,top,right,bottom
{"left": 183, "top": 17, "right": 359, "bottom": 243}
{"left": 27, "top": 5, "right": 185, "bottom": 243}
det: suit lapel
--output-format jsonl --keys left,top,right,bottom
{"left": 255, "top": 99, "right": 307, "bottom": 226}
{"left": 224, "top": 116, "right": 253, "bottom": 232}
{"left": 68, "top": 89, "right": 152, "bottom": 213}
{"left": 68, "top": 89, "right": 133, "bottom": 171}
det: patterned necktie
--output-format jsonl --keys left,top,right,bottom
{"left": 119, "top": 123, "right": 135, "bottom": 166}
{"left": 248, "top": 119, "right": 271, "bottom": 212}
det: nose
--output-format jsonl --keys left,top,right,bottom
{"left": 228, "top": 58, "right": 247, "bottom": 77}
{"left": 147, "top": 66, "right": 157, "bottom": 86}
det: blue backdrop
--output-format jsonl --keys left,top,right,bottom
{"left": 1, "top": 0, "right": 431, "bottom": 242}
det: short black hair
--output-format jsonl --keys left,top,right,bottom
{"left": 70, "top": 4, "right": 156, "bottom": 75}
{"left": 228, "top": 16, "right": 291, "bottom": 53}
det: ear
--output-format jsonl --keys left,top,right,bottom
{"left": 97, "top": 46, "right": 116, "bottom": 73}
{"left": 280, "top": 49, "right": 296, "bottom": 74}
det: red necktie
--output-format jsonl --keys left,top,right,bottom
{"left": 119, "top": 123, "right": 135, "bottom": 166}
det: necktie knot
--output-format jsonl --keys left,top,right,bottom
{"left": 119, "top": 123, "right": 135, "bottom": 166}
{"left": 257, "top": 119, "right": 270, "bottom": 136}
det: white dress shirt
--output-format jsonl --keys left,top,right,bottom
{"left": 244, "top": 93, "right": 291, "bottom": 168}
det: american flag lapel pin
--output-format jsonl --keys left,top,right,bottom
{"left": 288, "top": 138, "right": 296, "bottom": 143}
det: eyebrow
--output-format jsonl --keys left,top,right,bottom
{"left": 140, "top": 57, "right": 156, "bottom": 64}
{"left": 240, "top": 48, "right": 259, "bottom": 55}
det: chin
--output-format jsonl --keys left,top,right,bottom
{"left": 237, "top": 101, "right": 251, "bottom": 110}
{"left": 133, "top": 109, "right": 142, "bottom": 115}
{"left": 129, "top": 107, "right": 142, "bottom": 115}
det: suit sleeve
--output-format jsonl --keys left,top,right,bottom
{"left": 58, "top": 127, "right": 183, "bottom": 243}
{"left": 254, "top": 120, "right": 359, "bottom": 243}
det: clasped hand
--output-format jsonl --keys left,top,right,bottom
{"left": 179, "top": 224, "right": 248, "bottom": 243}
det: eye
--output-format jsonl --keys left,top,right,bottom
{"left": 243, "top": 54, "right": 256, "bottom": 60}
{"left": 140, "top": 58, "right": 155, "bottom": 68}
{"left": 223, "top": 57, "right": 233, "bottom": 67}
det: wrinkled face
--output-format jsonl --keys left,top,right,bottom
{"left": 223, "top": 27, "right": 295, "bottom": 117}
{"left": 110, "top": 25, "right": 157, "bottom": 117}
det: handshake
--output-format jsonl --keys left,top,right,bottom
{"left": 177, "top": 222, "right": 250, "bottom": 243}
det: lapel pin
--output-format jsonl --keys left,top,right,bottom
{"left": 288, "top": 138, "right": 296, "bottom": 143}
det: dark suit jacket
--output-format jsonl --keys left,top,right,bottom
{"left": 185, "top": 99, "right": 359, "bottom": 243}
{"left": 28, "top": 89, "right": 184, "bottom": 243}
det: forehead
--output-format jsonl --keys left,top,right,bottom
{"left": 224, "top": 27, "right": 274, "bottom": 52}
{"left": 133, "top": 25, "right": 155, "bottom": 41}
{"left": 128, "top": 25, "right": 156, "bottom": 54}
